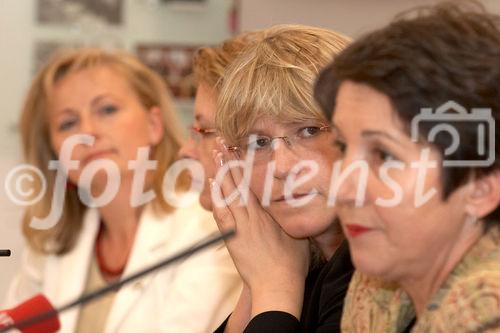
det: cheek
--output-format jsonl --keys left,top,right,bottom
{"left": 48, "top": 134, "right": 81, "bottom": 184}
{"left": 50, "top": 133, "right": 85, "bottom": 163}
{"left": 314, "top": 159, "right": 335, "bottom": 193}
{"left": 316, "top": 144, "right": 342, "bottom": 167}
{"left": 48, "top": 129, "right": 64, "bottom": 156}
{"left": 201, "top": 153, "right": 216, "bottom": 178}
{"left": 364, "top": 172, "right": 396, "bottom": 206}
{"left": 307, "top": 147, "right": 340, "bottom": 192}
{"left": 365, "top": 165, "right": 421, "bottom": 205}
{"left": 249, "top": 165, "right": 269, "bottom": 200}
{"left": 369, "top": 172, "right": 447, "bottom": 241}
{"left": 363, "top": 169, "right": 418, "bottom": 232}
{"left": 115, "top": 111, "right": 153, "bottom": 141}
{"left": 126, "top": 123, "right": 152, "bottom": 143}
{"left": 198, "top": 145, "right": 217, "bottom": 178}
{"left": 373, "top": 206, "right": 410, "bottom": 234}
{"left": 198, "top": 183, "right": 213, "bottom": 211}
{"left": 117, "top": 128, "right": 155, "bottom": 160}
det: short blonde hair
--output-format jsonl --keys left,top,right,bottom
{"left": 216, "top": 24, "right": 350, "bottom": 144}
{"left": 19, "top": 48, "right": 187, "bottom": 254}
{"left": 193, "top": 30, "right": 265, "bottom": 91}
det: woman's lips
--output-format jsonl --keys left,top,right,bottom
{"left": 345, "top": 224, "right": 373, "bottom": 238}
{"left": 82, "top": 149, "right": 116, "bottom": 165}
{"left": 273, "top": 193, "right": 313, "bottom": 202}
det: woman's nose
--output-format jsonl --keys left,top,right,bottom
{"left": 272, "top": 140, "right": 301, "bottom": 179}
{"left": 331, "top": 150, "right": 369, "bottom": 207}
{"left": 179, "top": 137, "right": 199, "bottom": 160}
{"left": 79, "top": 115, "right": 101, "bottom": 138}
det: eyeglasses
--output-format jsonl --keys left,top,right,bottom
{"left": 227, "top": 124, "right": 331, "bottom": 162}
{"left": 188, "top": 126, "right": 217, "bottom": 143}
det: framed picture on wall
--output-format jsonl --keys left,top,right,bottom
{"left": 37, "top": 0, "right": 123, "bottom": 26}
{"left": 136, "top": 44, "right": 200, "bottom": 100}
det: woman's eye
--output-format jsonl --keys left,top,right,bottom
{"left": 298, "top": 126, "right": 321, "bottom": 138}
{"left": 99, "top": 104, "right": 118, "bottom": 115}
{"left": 58, "top": 119, "right": 78, "bottom": 131}
{"left": 373, "top": 148, "right": 397, "bottom": 163}
{"left": 247, "top": 136, "right": 271, "bottom": 150}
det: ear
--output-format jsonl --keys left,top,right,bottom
{"left": 147, "top": 106, "right": 165, "bottom": 146}
{"left": 464, "top": 170, "right": 500, "bottom": 219}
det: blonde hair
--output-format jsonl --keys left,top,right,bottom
{"left": 19, "top": 48, "right": 187, "bottom": 254}
{"left": 193, "top": 30, "right": 265, "bottom": 91}
{"left": 216, "top": 24, "right": 350, "bottom": 144}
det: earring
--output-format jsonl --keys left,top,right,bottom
{"left": 465, "top": 213, "right": 478, "bottom": 225}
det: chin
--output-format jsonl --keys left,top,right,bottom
{"left": 274, "top": 199, "right": 334, "bottom": 234}
{"left": 199, "top": 190, "right": 212, "bottom": 211}
{"left": 350, "top": 247, "right": 392, "bottom": 278}
{"left": 273, "top": 210, "right": 331, "bottom": 239}
{"left": 281, "top": 225, "right": 313, "bottom": 238}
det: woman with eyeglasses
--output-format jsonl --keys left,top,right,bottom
{"left": 210, "top": 25, "right": 354, "bottom": 333}
{"left": 179, "top": 31, "right": 264, "bottom": 212}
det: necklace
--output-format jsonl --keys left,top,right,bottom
{"left": 95, "top": 223, "right": 126, "bottom": 277}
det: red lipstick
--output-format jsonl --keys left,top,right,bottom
{"left": 345, "top": 224, "right": 372, "bottom": 238}
{"left": 82, "top": 149, "right": 115, "bottom": 165}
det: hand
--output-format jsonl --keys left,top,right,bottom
{"left": 224, "top": 284, "right": 252, "bottom": 333}
{"left": 210, "top": 138, "right": 310, "bottom": 319}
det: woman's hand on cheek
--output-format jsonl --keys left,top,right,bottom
{"left": 210, "top": 137, "right": 309, "bottom": 319}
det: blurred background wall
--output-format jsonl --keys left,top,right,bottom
{"left": 0, "top": 0, "right": 498, "bottom": 301}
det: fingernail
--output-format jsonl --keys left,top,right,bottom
{"left": 217, "top": 152, "right": 224, "bottom": 167}
{"left": 220, "top": 139, "right": 228, "bottom": 150}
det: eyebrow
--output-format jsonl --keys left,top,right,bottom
{"left": 331, "top": 124, "right": 401, "bottom": 144}
{"left": 52, "top": 107, "right": 77, "bottom": 118}
{"left": 361, "top": 130, "right": 400, "bottom": 144}
{"left": 90, "top": 94, "right": 113, "bottom": 108}
{"left": 250, "top": 119, "right": 314, "bottom": 133}
{"left": 52, "top": 94, "right": 113, "bottom": 117}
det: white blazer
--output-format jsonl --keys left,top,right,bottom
{"left": 4, "top": 202, "right": 241, "bottom": 333}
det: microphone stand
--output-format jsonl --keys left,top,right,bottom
{"left": 0, "top": 230, "right": 234, "bottom": 332}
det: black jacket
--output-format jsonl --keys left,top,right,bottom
{"left": 216, "top": 241, "right": 354, "bottom": 333}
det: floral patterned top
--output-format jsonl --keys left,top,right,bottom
{"left": 341, "top": 226, "right": 500, "bottom": 333}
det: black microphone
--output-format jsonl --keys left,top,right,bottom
{"left": 0, "top": 250, "right": 11, "bottom": 257}
{"left": 0, "top": 229, "right": 234, "bottom": 333}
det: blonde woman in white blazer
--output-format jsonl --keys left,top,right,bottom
{"left": 4, "top": 48, "right": 241, "bottom": 332}
{"left": 6, "top": 202, "right": 240, "bottom": 333}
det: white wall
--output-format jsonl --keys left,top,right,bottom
{"left": 240, "top": 0, "right": 500, "bottom": 38}
{"left": 0, "top": 0, "right": 232, "bottom": 302}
